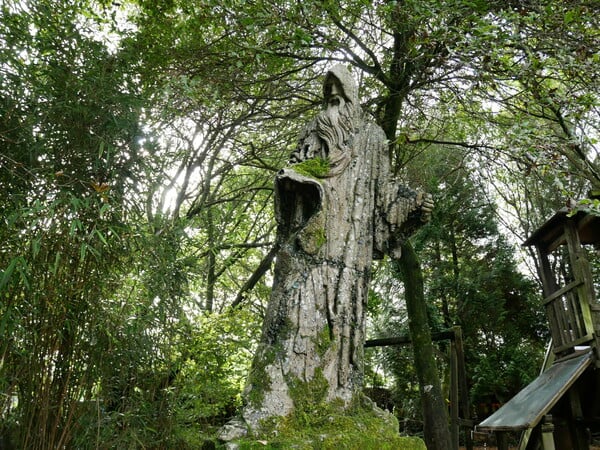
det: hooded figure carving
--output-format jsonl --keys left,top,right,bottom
{"left": 228, "top": 65, "right": 432, "bottom": 437}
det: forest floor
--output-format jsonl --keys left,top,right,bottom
{"left": 460, "top": 447, "right": 600, "bottom": 450}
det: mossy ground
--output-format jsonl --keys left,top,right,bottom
{"left": 217, "top": 347, "right": 425, "bottom": 449}
{"left": 222, "top": 396, "right": 425, "bottom": 450}
{"left": 232, "top": 411, "right": 425, "bottom": 449}
{"left": 240, "top": 418, "right": 422, "bottom": 449}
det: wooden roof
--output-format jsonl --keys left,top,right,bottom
{"left": 523, "top": 209, "right": 600, "bottom": 253}
{"left": 477, "top": 351, "right": 593, "bottom": 432}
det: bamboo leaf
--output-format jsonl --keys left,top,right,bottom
{"left": 95, "top": 229, "right": 108, "bottom": 246}
{"left": 0, "top": 258, "right": 18, "bottom": 291}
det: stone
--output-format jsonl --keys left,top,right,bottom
{"left": 217, "top": 417, "right": 248, "bottom": 442}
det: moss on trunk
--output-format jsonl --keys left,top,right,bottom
{"left": 394, "top": 241, "right": 452, "bottom": 450}
{"left": 235, "top": 394, "right": 425, "bottom": 450}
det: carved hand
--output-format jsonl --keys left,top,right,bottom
{"left": 416, "top": 192, "right": 434, "bottom": 223}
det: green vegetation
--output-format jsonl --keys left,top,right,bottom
{"left": 299, "top": 212, "right": 327, "bottom": 254}
{"left": 287, "top": 368, "right": 330, "bottom": 418}
{"left": 1, "top": 0, "right": 598, "bottom": 448}
{"left": 314, "top": 324, "right": 333, "bottom": 357}
{"left": 245, "top": 345, "right": 278, "bottom": 408}
{"left": 237, "top": 393, "right": 425, "bottom": 450}
{"left": 314, "top": 226, "right": 327, "bottom": 249}
{"left": 235, "top": 417, "right": 425, "bottom": 449}
{"left": 292, "top": 157, "right": 331, "bottom": 178}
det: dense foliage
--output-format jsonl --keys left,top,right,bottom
{"left": 1, "top": 0, "right": 598, "bottom": 448}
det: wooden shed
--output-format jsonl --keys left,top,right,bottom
{"left": 477, "top": 207, "right": 600, "bottom": 450}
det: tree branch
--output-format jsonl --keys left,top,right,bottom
{"left": 405, "top": 136, "right": 501, "bottom": 152}
{"left": 230, "top": 243, "right": 280, "bottom": 308}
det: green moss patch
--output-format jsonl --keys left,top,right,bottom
{"left": 313, "top": 324, "right": 332, "bottom": 357}
{"left": 298, "top": 211, "right": 326, "bottom": 255}
{"left": 234, "top": 392, "right": 425, "bottom": 450}
{"left": 292, "top": 157, "right": 330, "bottom": 178}
{"left": 287, "top": 368, "right": 329, "bottom": 419}
{"left": 313, "top": 226, "right": 326, "bottom": 249}
{"left": 245, "top": 345, "right": 278, "bottom": 407}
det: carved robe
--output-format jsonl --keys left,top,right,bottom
{"left": 242, "top": 65, "right": 428, "bottom": 430}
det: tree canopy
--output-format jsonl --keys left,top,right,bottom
{"left": 1, "top": 0, "right": 599, "bottom": 448}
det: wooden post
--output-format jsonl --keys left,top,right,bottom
{"left": 566, "top": 222, "right": 594, "bottom": 326}
{"left": 450, "top": 340, "right": 459, "bottom": 450}
{"left": 541, "top": 415, "right": 556, "bottom": 450}
{"left": 565, "top": 220, "right": 600, "bottom": 360}
{"left": 496, "top": 431, "right": 509, "bottom": 450}
{"left": 535, "top": 246, "right": 560, "bottom": 299}
{"left": 454, "top": 326, "right": 474, "bottom": 450}
{"left": 568, "top": 387, "right": 589, "bottom": 450}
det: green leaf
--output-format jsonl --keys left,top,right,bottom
{"left": 31, "top": 238, "right": 42, "bottom": 259}
{"left": 50, "top": 251, "right": 62, "bottom": 275}
{"left": 0, "top": 258, "right": 18, "bottom": 292}
{"left": 95, "top": 229, "right": 108, "bottom": 246}
{"left": 69, "top": 219, "right": 82, "bottom": 236}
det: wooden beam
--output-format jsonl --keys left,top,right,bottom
{"left": 364, "top": 329, "right": 456, "bottom": 348}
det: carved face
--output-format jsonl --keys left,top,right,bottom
{"left": 316, "top": 80, "right": 355, "bottom": 157}
{"left": 322, "top": 81, "right": 346, "bottom": 131}
{"left": 289, "top": 72, "right": 358, "bottom": 172}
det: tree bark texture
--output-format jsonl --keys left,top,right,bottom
{"left": 241, "top": 65, "right": 431, "bottom": 431}
{"left": 394, "top": 242, "right": 453, "bottom": 450}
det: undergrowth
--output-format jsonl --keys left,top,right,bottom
{"left": 229, "top": 396, "right": 425, "bottom": 450}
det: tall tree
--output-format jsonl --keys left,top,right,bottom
{"left": 0, "top": 1, "right": 190, "bottom": 447}
{"left": 412, "top": 147, "right": 547, "bottom": 405}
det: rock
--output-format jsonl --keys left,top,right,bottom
{"left": 217, "top": 417, "right": 248, "bottom": 442}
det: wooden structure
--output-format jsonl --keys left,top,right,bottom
{"left": 477, "top": 207, "right": 600, "bottom": 450}
{"left": 365, "top": 326, "right": 473, "bottom": 450}
{"left": 526, "top": 209, "right": 600, "bottom": 359}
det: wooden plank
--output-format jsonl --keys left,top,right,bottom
{"left": 568, "top": 385, "right": 589, "bottom": 450}
{"left": 477, "top": 351, "right": 592, "bottom": 432}
{"left": 546, "top": 302, "right": 564, "bottom": 348}
{"left": 496, "top": 431, "right": 510, "bottom": 450}
{"left": 568, "top": 299, "right": 581, "bottom": 340}
{"left": 578, "top": 213, "right": 600, "bottom": 244}
{"left": 543, "top": 280, "right": 583, "bottom": 305}
{"left": 536, "top": 247, "right": 560, "bottom": 300}
{"left": 364, "top": 329, "right": 456, "bottom": 347}
{"left": 545, "top": 285, "right": 595, "bottom": 354}
{"left": 553, "top": 333, "right": 594, "bottom": 354}
{"left": 540, "top": 415, "right": 556, "bottom": 450}
{"left": 522, "top": 209, "right": 567, "bottom": 253}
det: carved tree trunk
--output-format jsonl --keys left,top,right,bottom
{"left": 239, "top": 65, "right": 429, "bottom": 433}
{"left": 243, "top": 120, "right": 388, "bottom": 428}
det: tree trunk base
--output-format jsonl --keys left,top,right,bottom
{"left": 218, "top": 396, "right": 426, "bottom": 449}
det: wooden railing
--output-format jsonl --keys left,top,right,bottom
{"left": 544, "top": 280, "right": 594, "bottom": 355}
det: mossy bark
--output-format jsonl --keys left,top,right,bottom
{"left": 242, "top": 127, "right": 384, "bottom": 430}
{"left": 394, "top": 241, "right": 452, "bottom": 450}
{"left": 238, "top": 66, "right": 431, "bottom": 440}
